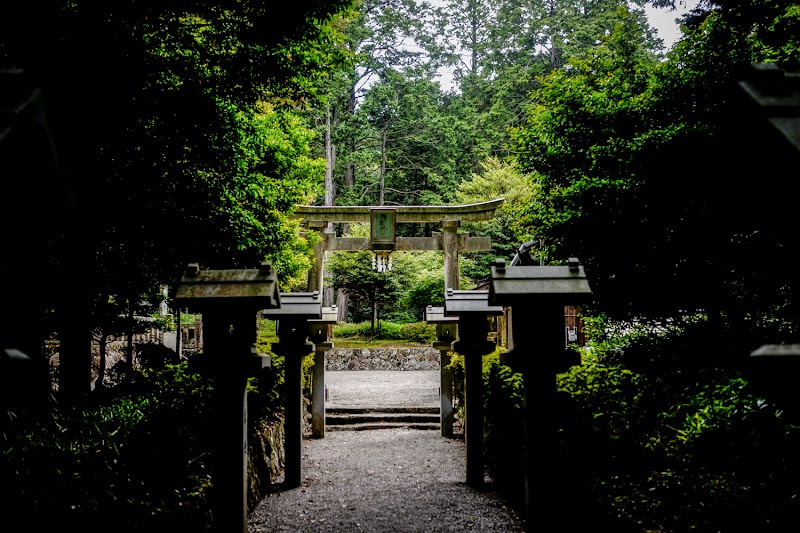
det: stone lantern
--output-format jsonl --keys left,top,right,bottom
{"left": 750, "top": 344, "right": 800, "bottom": 422}
{"left": 444, "top": 289, "right": 503, "bottom": 487}
{"left": 262, "top": 291, "right": 322, "bottom": 488}
{"left": 425, "top": 306, "right": 459, "bottom": 437}
{"left": 308, "top": 305, "right": 337, "bottom": 438}
{"left": 174, "top": 262, "right": 279, "bottom": 533}
{"left": 489, "top": 257, "right": 592, "bottom": 527}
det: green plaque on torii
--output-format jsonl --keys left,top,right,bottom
{"left": 370, "top": 207, "right": 396, "bottom": 250}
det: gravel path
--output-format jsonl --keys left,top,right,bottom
{"left": 247, "top": 428, "right": 525, "bottom": 533}
{"left": 324, "top": 370, "right": 440, "bottom": 408}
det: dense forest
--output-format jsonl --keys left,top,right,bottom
{"left": 2, "top": 0, "right": 800, "bottom": 531}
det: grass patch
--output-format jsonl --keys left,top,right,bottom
{"left": 331, "top": 338, "right": 431, "bottom": 349}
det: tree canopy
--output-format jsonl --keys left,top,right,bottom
{"left": 512, "top": 2, "right": 800, "bottom": 334}
{"left": 1, "top": 0, "right": 355, "bottom": 395}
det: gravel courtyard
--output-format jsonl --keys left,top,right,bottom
{"left": 248, "top": 370, "right": 525, "bottom": 532}
{"left": 247, "top": 428, "right": 525, "bottom": 533}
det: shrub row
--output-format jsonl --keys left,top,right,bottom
{"left": 331, "top": 321, "right": 436, "bottom": 343}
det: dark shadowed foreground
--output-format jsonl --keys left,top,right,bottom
{"left": 248, "top": 429, "right": 525, "bottom": 533}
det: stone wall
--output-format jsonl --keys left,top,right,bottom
{"left": 325, "top": 347, "right": 440, "bottom": 371}
{"left": 248, "top": 416, "right": 285, "bottom": 512}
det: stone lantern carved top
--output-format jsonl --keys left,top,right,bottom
{"left": 424, "top": 305, "right": 458, "bottom": 323}
{"left": 174, "top": 262, "right": 280, "bottom": 311}
{"left": 444, "top": 289, "right": 503, "bottom": 316}
{"left": 489, "top": 257, "right": 592, "bottom": 306}
{"left": 751, "top": 344, "right": 800, "bottom": 358}
{"left": 262, "top": 291, "right": 322, "bottom": 319}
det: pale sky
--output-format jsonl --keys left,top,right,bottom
{"left": 645, "top": 2, "right": 695, "bottom": 50}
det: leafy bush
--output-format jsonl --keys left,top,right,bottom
{"left": 2, "top": 363, "right": 214, "bottom": 531}
{"left": 399, "top": 322, "right": 436, "bottom": 343}
{"left": 332, "top": 321, "right": 434, "bottom": 343}
{"left": 330, "top": 321, "right": 372, "bottom": 338}
{"left": 446, "top": 346, "right": 525, "bottom": 503}
{"left": 2, "top": 350, "right": 305, "bottom": 532}
{"left": 558, "top": 313, "right": 800, "bottom": 531}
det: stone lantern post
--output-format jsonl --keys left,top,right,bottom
{"left": 308, "top": 305, "right": 337, "bottom": 438}
{"left": 262, "top": 292, "right": 322, "bottom": 488}
{"left": 174, "top": 263, "right": 279, "bottom": 533}
{"left": 489, "top": 257, "right": 592, "bottom": 526}
{"left": 425, "top": 305, "right": 458, "bottom": 437}
{"left": 444, "top": 289, "right": 502, "bottom": 487}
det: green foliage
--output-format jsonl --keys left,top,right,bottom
{"left": 328, "top": 245, "right": 453, "bottom": 323}
{"left": 511, "top": 3, "right": 800, "bottom": 333}
{"left": 557, "top": 350, "right": 649, "bottom": 450}
{"left": 2, "top": 363, "right": 214, "bottom": 530}
{"left": 331, "top": 320, "right": 434, "bottom": 343}
{"left": 445, "top": 347, "right": 524, "bottom": 462}
{"left": 510, "top": 6, "right": 720, "bottom": 319}
{"left": 456, "top": 156, "right": 539, "bottom": 275}
{"left": 327, "top": 248, "right": 408, "bottom": 323}
{"left": 554, "top": 312, "right": 800, "bottom": 531}
{"left": 302, "top": 352, "right": 315, "bottom": 400}
{"left": 0, "top": 0, "right": 358, "bottom": 397}
{"left": 441, "top": 304, "right": 800, "bottom": 530}
{"left": 248, "top": 317, "right": 286, "bottom": 422}
{"left": 752, "top": 3, "right": 800, "bottom": 69}
{"left": 446, "top": 351, "right": 465, "bottom": 416}
{"left": 331, "top": 321, "right": 375, "bottom": 339}
{"left": 399, "top": 322, "right": 437, "bottom": 344}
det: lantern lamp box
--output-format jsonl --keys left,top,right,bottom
{"left": 425, "top": 305, "right": 459, "bottom": 343}
{"left": 308, "top": 305, "right": 338, "bottom": 344}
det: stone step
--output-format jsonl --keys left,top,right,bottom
{"left": 327, "top": 406, "right": 440, "bottom": 415}
{"left": 327, "top": 421, "right": 441, "bottom": 431}
{"left": 325, "top": 406, "right": 441, "bottom": 431}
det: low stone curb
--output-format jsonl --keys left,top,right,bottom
{"left": 325, "top": 347, "right": 440, "bottom": 371}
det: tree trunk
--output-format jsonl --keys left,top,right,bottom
{"left": 336, "top": 290, "right": 349, "bottom": 323}
{"left": 370, "top": 291, "right": 377, "bottom": 333}
{"left": 336, "top": 220, "right": 351, "bottom": 321}
{"left": 324, "top": 102, "right": 335, "bottom": 208}
{"left": 344, "top": 86, "right": 356, "bottom": 186}
{"left": 379, "top": 129, "right": 387, "bottom": 206}
{"left": 323, "top": 103, "right": 336, "bottom": 306}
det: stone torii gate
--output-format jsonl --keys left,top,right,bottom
{"left": 292, "top": 198, "right": 505, "bottom": 295}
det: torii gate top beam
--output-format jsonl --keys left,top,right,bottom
{"left": 291, "top": 198, "right": 505, "bottom": 224}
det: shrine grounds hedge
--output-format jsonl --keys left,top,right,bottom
{"left": 447, "top": 319, "right": 800, "bottom": 531}
{"left": 1, "top": 363, "right": 217, "bottom": 531}
{"left": 1, "top": 318, "right": 309, "bottom": 531}
{"left": 332, "top": 321, "right": 436, "bottom": 344}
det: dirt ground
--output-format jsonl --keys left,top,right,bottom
{"left": 249, "top": 369, "right": 524, "bottom": 532}
{"left": 247, "top": 428, "right": 525, "bottom": 533}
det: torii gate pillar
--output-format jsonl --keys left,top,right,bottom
{"left": 305, "top": 221, "right": 330, "bottom": 295}
{"left": 442, "top": 220, "right": 460, "bottom": 290}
